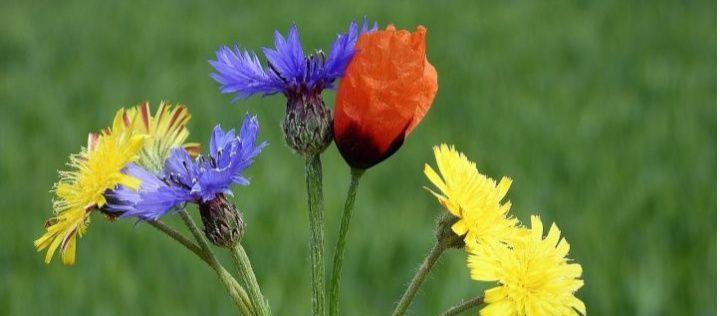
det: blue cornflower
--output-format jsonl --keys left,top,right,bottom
{"left": 105, "top": 114, "right": 267, "bottom": 221}
{"left": 210, "top": 19, "right": 376, "bottom": 156}
{"left": 210, "top": 19, "right": 375, "bottom": 100}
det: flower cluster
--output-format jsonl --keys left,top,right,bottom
{"left": 105, "top": 114, "right": 266, "bottom": 221}
{"left": 35, "top": 102, "right": 265, "bottom": 264}
{"left": 425, "top": 144, "right": 585, "bottom": 316}
{"left": 211, "top": 19, "right": 377, "bottom": 155}
{"left": 36, "top": 18, "right": 585, "bottom": 316}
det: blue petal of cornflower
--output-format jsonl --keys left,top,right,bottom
{"left": 105, "top": 163, "right": 193, "bottom": 221}
{"left": 262, "top": 24, "right": 306, "bottom": 87}
{"left": 193, "top": 162, "right": 235, "bottom": 201}
{"left": 210, "top": 19, "right": 375, "bottom": 100}
{"left": 125, "top": 185, "right": 191, "bottom": 221}
{"left": 209, "top": 124, "right": 237, "bottom": 158}
{"left": 230, "top": 115, "right": 267, "bottom": 185}
{"left": 194, "top": 114, "right": 267, "bottom": 201}
{"left": 210, "top": 46, "right": 286, "bottom": 100}
{"left": 104, "top": 164, "right": 162, "bottom": 214}
{"left": 163, "top": 148, "right": 200, "bottom": 190}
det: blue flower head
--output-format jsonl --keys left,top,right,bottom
{"left": 210, "top": 19, "right": 376, "bottom": 156}
{"left": 105, "top": 114, "right": 267, "bottom": 221}
{"left": 210, "top": 19, "right": 377, "bottom": 101}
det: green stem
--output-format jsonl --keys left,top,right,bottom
{"left": 328, "top": 168, "right": 364, "bottom": 316}
{"left": 305, "top": 154, "right": 326, "bottom": 316}
{"left": 147, "top": 220, "right": 210, "bottom": 265}
{"left": 179, "top": 210, "right": 254, "bottom": 316}
{"left": 437, "top": 296, "right": 484, "bottom": 316}
{"left": 231, "top": 244, "right": 271, "bottom": 316}
{"left": 391, "top": 241, "right": 449, "bottom": 316}
{"left": 218, "top": 267, "right": 255, "bottom": 316}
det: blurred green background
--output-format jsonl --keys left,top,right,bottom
{"left": 0, "top": 0, "right": 715, "bottom": 315}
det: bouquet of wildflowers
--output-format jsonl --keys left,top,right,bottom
{"left": 35, "top": 19, "right": 585, "bottom": 316}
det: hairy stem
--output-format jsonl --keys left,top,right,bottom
{"left": 305, "top": 154, "right": 326, "bottom": 316}
{"left": 147, "top": 220, "right": 210, "bottom": 265}
{"left": 391, "top": 241, "right": 449, "bottom": 316}
{"left": 179, "top": 210, "right": 254, "bottom": 315}
{"left": 231, "top": 244, "right": 271, "bottom": 316}
{"left": 328, "top": 168, "right": 364, "bottom": 316}
{"left": 218, "top": 267, "right": 255, "bottom": 316}
{"left": 437, "top": 296, "right": 485, "bottom": 316}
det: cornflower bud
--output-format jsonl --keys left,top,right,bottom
{"left": 281, "top": 82, "right": 333, "bottom": 156}
{"left": 199, "top": 194, "right": 245, "bottom": 248}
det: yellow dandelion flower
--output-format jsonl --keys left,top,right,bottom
{"left": 34, "top": 111, "right": 146, "bottom": 265}
{"left": 424, "top": 144, "right": 519, "bottom": 251}
{"left": 468, "top": 215, "right": 586, "bottom": 316}
{"left": 117, "top": 101, "right": 199, "bottom": 172}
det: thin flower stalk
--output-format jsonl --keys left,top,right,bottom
{"left": 147, "top": 213, "right": 252, "bottom": 315}
{"left": 146, "top": 219, "right": 209, "bottom": 264}
{"left": 305, "top": 154, "right": 326, "bottom": 316}
{"left": 391, "top": 240, "right": 450, "bottom": 316}
{"left": 180, "top": 209, "right": 254, "bottom": 315}
{"left": 329, "top": 168, "right": 364, "bottom": 316}
{"left": 231, "top": 244, "right": 271, "bottom": 316}
{"left": 438, "top": 296, "right": 485, "bottom": 316}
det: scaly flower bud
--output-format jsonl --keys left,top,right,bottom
{"left": 199, "top": 195, "right": 245, "bottom": 248}
{"left": 282, "top": 91, "right": 333, "bottom": 156}
{"left": 435, "top": 212, "right": 465, "bottom": 249}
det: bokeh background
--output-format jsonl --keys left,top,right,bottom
{"left": 0, "top": 0, "right": 715, "bottom": 315}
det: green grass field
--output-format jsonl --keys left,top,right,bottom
{"left": 0, "top": 0, "right": 715, "bottom": 315}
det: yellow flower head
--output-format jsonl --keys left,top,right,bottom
{"left": 34, "top": 111, "right": 146, "bottom": 265}
{"left": 117, "top": 101, "right": 199, "bottom": 172}
{"left": 424, "top": 144, "right": 519, "bottom": 250}
{"left": 469, "top": 215, "right": 585, "bottom": 316}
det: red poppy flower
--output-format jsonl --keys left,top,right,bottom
{"left": 333, "top": 25, "right": 438, "bottom": 169}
